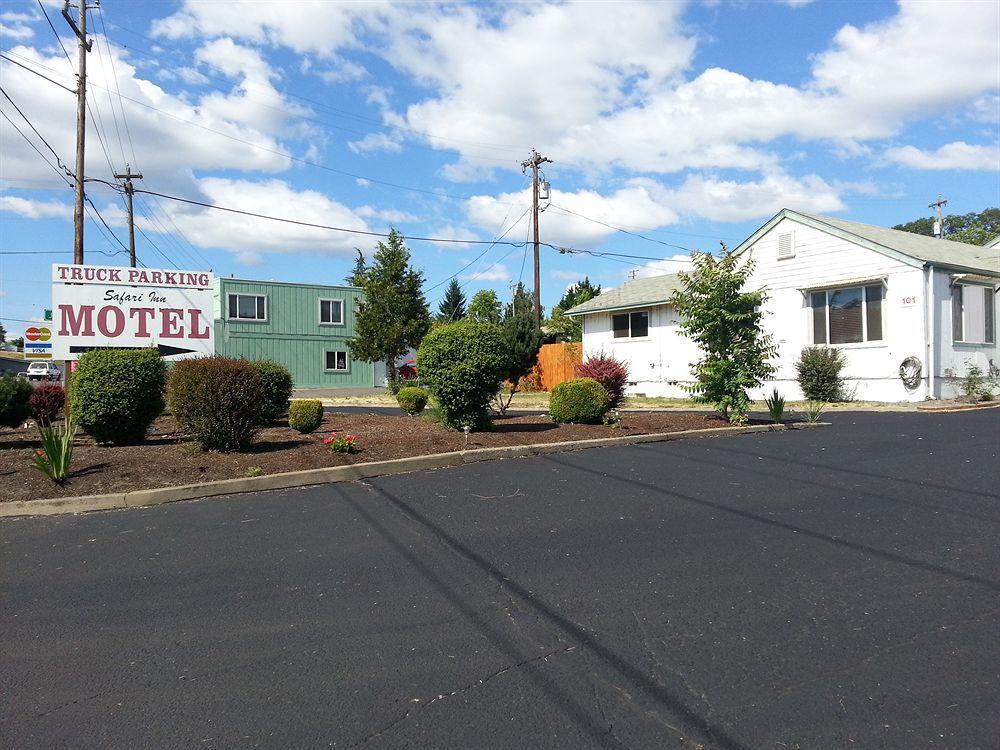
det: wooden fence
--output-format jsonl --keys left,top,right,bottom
{"left": 535, "top": 342, "right": 581, "bottom": 391}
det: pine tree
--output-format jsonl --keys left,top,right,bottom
{"left": 504, "top": 282, "right": 539, "bottom": 321}
{"left": 346, "top": 230, "right": 431, "bottom": 389}
{"left": 437, "top": 279, "right": 467, "bottom": 322}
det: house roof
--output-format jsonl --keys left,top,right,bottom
{"left": 565, "top": 274, "right": 684, "bottom": 317}
{"left": 734, "top": 208, "right": 1000, "bottom": 276}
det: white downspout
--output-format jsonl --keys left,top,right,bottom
{"left": 925, "top": 265, "right": 935, "bottom": 399}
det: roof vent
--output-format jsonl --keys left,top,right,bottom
{"left": 777, "top": 232, "right": 795, "bottom": 260}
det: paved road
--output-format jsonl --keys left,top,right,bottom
{"left": 1, "top": 411, "right": 997, "bottom": 749}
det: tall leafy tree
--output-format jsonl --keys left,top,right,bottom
{"left": 671, "top": 246, "right": 776, "bottom": 424}
{"left": 467, "top": 289, "right": 502, "bottom": 324}
{"left": 893, "top": 207, "right": 999, "bottom": 245}
{"left": 437, "top": 278, "right": 467, "bottom": 322}
{"left": 347, "top": 230, "right": 431, "bottom": 388}
{"left": 546, "top": 277, "right": 602, "bottom": 342}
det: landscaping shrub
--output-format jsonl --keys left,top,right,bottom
{"left": 795, "top": 346, "right": 847, "bottom": 401}
{"left": 288, "top": 399, "right": 324, "bottom": 434}
{"left": 168, "top": 356, "right": 264, "bottom": 451}
{"left": 0, "top": 373, "right": 33, "bottom": 428}
{"left": 71, "top": 348, "right": 166, "bottom": 444}
{"left": 417, "top": 322, "right": 509, "bottom": 430}
{"left": 251, "top": 360, "right": 294, "bottom": 422}
{"left": 28, "top": 383, "right": 65, "bottom": 425}
{"left": 549, "top": 377, "right": 609, "bottom": 424}
{"left": 959, "top": 363, "right": 995, "bottom": 403}
{"left": 396, "top": 386, "right": 428, "bottom": 415}
{"left": 576, "top": 352, "right": 629, "bottom": 411}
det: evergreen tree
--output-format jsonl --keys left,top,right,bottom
{"left": 492, "top": 313, "right": 543, "bottom": 414}
{"left": 345, "top": 249, "right": 367, "bottom": 286}
{"left": 437, "top": 279, "right": 467, "bottom": 322}
{"left": 504, "top": 282, "right": 540, "bottom": 321}
{"left": 671, "top": 245, "right": 776, "bottom": 424}
{"left": 0, "top": 321, "right": 6, "bottom": 345}
{"left": 546, "top": 277, "right": 602, "bottom": 341}
{"left": 346, "top": 230, "right": 432, "bottom": 389}
{"left": 467, "top": 289, "right": 502, "bottom": 324}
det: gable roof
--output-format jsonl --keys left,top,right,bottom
{"left": 734, "top": 209, "right": 999, "bottom": 276}
{"left": 565, "top": 274, "right": 683, "bottom": 317}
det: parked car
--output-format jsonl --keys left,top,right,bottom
{"left": 26, "top": 362, "right": 61, "bottom": 382}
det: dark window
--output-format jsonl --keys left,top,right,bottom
{"left": 612, "top": 310, "right": 649, "bottom": 338}
{"left": 228, "top": 293, "right": 266, "bottom": 321}
{"left": 325, "top": 351, "right": 348, "bottom": 371}
{"left": 320, "top": 299, "right": 343, "bottom": 325}
{"left": 811, "top": 285, "right": 883, "bottom": 345}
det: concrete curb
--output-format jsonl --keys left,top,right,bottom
{"left": 914, "top": 401, "right": 1000, "bottom": 413}
{"left": 1, "top": 422, "right": 824, "bottom": 519}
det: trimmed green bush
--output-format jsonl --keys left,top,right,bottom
{"left": 795, "top": 347, "right": 846, "bottom": 401}
{"left": 0, "top": 373, "right": 33, "bottom": 428}
{"left": 417, "top": 322, "right": 509, "bottom": 430}
{"left": 71, "top": 348, "right": 166, "bottom": 444}
{"left": 288, "top": 399, "right": 324, "bottom": 434}
{"left": 251, "top": 360, "right": 294, "bottom": 422}
{"left": 396, "top": 386, "right": 428, "bottom": 415}
{"left": 168, "top": 356, "right": 264, "bottom": 451}
{"left": 549, "top": 377, "right": 608, "bottom": 424}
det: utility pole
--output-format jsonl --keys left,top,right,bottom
{"left": 64, "top": 0, "right": 96, "bottom": 265}
{"left": 114, "top": 166, "right": 143, "bottom": 267}
{"left": 929, "top": 197, "right": 948, "bottom": 239}
{"left": 521, "top": 148, "right": 552, "bottom": 328}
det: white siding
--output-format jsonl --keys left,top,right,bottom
{"left": 582, "top": 305, "right": 699, "bottom": 398}
{"left": 936, "top": 269, "right": 999, "bottom": 398}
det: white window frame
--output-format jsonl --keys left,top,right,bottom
{"left": 952, "top": 283, "right": 995, "bottom": 344}
{"left": 318, "top": 298, "right": 344, "bottom": 326}
{"left": 227, "top": 293, "right": 267, "bottom": 322}
{"left": 612, "top": 309, "right": 650, "bottom": 339}
{"left": 324, "top": 350, "right": 349, "bottom": 372}
{"left": 810, "top": 284, "right": 884, "bottom": 346}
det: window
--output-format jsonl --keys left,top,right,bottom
{"left": 811, "top": 285, "right": 883, "bottom": 345}
{"left": 325, "top": 351, "right": 348, "bottom": 372}
{"left": 227, "top": 293, "right": 267, "bottom": 321}
{"left": 952, "top": 284, "right": 995, "bottom": 344}
{"left": 319, "top": 299, "right": 344, "bottom": 325}
{"left": 612, "top": 310, "right": 649, "bottom": 338}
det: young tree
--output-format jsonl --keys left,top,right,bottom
{"left": 347, "top": 230, "right": 432, "bottom": 389}
{"left": 467, "top": 289, "right": 502, "bottom": 324}
{"left": 437, "top": 278, "right": 467, "bottom": 322}
{"left": 491, "top": 313, "right": 543, "bottom": 414}
{"left": 671, "top": 245, "right": 776, "bottom": 424}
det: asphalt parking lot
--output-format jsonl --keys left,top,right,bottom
{"left": 1, "top": 410, "right": 997, "bottom": 748}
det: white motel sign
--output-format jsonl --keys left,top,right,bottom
{"left": 51, "top": 264, "right": 215, "bottom": 360}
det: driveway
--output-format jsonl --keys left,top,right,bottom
{"left": 1, "top": 410, "right": 997, "bottom": 748}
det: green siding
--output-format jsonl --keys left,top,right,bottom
{"left": 213, "top": 279, "right": 374, "bottom": 388}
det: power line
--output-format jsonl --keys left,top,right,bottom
{"left": 0, "top": 53, "right": 76, "bottom": 93}
{"left": 0, "top": 104, "right": 73, "bottom": 183}
{"left": 548, "top": 203, "right": 696, "bottom": 252}
{"left": 36, "top": 0, "right": 75, "bottom": 71}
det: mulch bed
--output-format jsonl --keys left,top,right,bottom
{"left": 0, "top": 410, "right": 751, "bottom": 503}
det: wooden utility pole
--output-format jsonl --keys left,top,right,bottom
{"left": 929, "top": 197, "right": 948, "bottom": 239}
{"left": 521, "top": 149, "right": 552, "bottom": 328}
{"left": 64, "top": 0, "right": 96, "bottom": 265}
{"left": 114, "top": 166, "right": 142, "bottom": 267}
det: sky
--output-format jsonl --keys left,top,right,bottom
{"left": 1, "top": 0, "right": 998, "bottom": 339}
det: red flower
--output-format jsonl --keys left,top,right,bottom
{"left": 35, "top": 449, "right": 46, "bottom": 457}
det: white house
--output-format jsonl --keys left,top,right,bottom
{"left": 567, "top": 208, "right": 999, "bottom": 402}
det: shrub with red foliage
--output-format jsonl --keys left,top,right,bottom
{"left": 576, "top": 352, "right": 629, "bottom": 410}
{"left": 28, "top": 383, "right": 65, "bottom": 424}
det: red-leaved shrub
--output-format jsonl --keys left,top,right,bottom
{"left": 28, "top": 383, "right": 65, "bottom": 425}
{"left": 576, "top": 352, "right": 629, "bottom": 410}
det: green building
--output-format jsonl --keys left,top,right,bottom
{"left": 213, "top": 277, "right": 378, "bottom": 388}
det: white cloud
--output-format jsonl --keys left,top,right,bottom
{"left": 150, "top": 178, "right": 372, "bottom": 256}
{"left": 634, "top": 254, "right": 695, "bottom": 280}
{"left": 0, "top": 196, "right": 70, "bottom": 219}
{"left": 355, "top": 206, "right": 417, "bottom": 224}
{"left": 348, "top": 132, "right": 403, "bottom": 154}
{"left": 0, "top": 21, "right": 34, "bottom": 40}
{"left": 884, "top": 142, "right": 1000, "bottom": 171}
{"left": 462, "top": 263, "right": 511, "bottom": 283}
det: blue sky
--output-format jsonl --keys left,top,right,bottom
{"left": 1, "top": 0, "right": 998, "bottom": 338}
